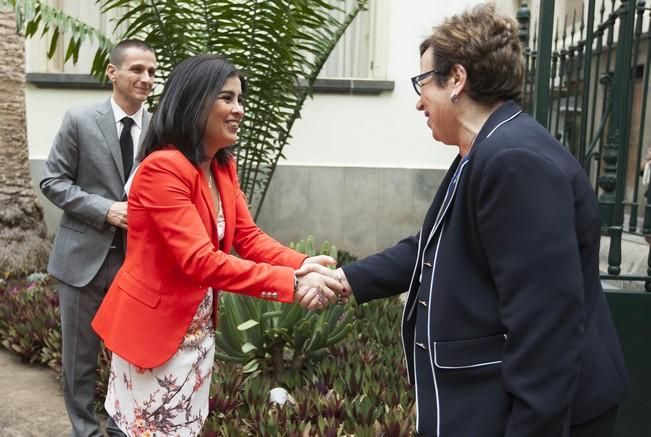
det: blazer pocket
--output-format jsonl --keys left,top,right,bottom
{"left": 59, "top": 218, "right": 88, "bottom": 233}
{"left": 118, "top": 272, "right": 161, "bottom": 309}
{"left": 434, "top": 333, "right": 506, "bottom": 369}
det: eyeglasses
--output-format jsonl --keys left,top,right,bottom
{"left": 410, "top": 69, "right": 443, "bottom": 96}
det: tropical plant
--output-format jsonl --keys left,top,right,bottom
{"left": 214, "top": 236, "right": 353, "bottom": 385}
{"left": 204, "top": 295, "right": 415, "bottom": 436}
{"left": 0, "top": 9, "right": 51, "bottom": 277}
{"left": 0, "top": 272, "right": 416, "bottom": 435}
{"left": 0, "top": 272, "right": 58, "bottom": 363}
{"left": 0, "top": 0, "right": 368, "bottom": 217}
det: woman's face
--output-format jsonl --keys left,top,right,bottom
{"left": 203, "top": 76, "right": 245, "bottom": 151}
{"left": 415, "top": 47, "right": 457, "bottom": 146}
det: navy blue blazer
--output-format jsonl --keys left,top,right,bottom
{"left": 343, "top": 101, "right": 629, "bottom": 437}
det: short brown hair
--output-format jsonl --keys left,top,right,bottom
{"left": 109, "top": 39, "right": 155, "bottom": 67}
{"left": 420, "top": 3, "right": 524, "bottom": 104}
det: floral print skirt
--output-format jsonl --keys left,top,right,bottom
{"left": 105, "top": 290, "right": 215, "bottom": 437}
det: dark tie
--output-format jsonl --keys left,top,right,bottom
{"left": 120, "top": 117, "right": 135, "bottom": 179}
{"left": 112, "top": 117, "right": 134, "bottom": 255}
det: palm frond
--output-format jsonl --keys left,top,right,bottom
{"left": 2, "top": 0, "right": 113, "bottom": 79}
{"left": 4, "top": 0, "right": 369, "bottom": 216}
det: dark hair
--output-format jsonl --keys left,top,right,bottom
{"left": 138, "top": 54, "right": 246, "bottom": 166}
{"left": 109, "top": 39, "right": 155, "bottom": 67}
{"left": 419, "top": 3, "right": 523, "bottom": 104}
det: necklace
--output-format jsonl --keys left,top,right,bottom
{"left": 208, "top": 172, "right": 214, "bottom": 188}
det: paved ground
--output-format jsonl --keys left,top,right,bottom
{"left": 0, "top": 349, "right": 70, "bottom": 436}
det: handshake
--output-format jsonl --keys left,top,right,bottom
{"left": 292, "top": 255, "right": 352, "bottom": 311}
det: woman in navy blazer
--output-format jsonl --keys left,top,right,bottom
{"left": 326, "top": 4, "right": 629, "bottom": 436}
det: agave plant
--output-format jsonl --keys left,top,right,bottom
{"left": 214, "top": 236, "right": 353, "bottom": 385}
{"left": 1, "top": 0, "right": 367, "bottom": 216}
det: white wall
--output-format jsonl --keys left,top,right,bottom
{"left": 25, "top": 85, "right": 112, "bottom": 159}
{"left": 25, "top": 0, "right": 524, "bottom": 170}
{"left": 282, "top": 0, "right": 505, "bottom": 170}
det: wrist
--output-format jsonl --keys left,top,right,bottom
{"left": 336, "top": 268, "right": 350, "bottom": 294}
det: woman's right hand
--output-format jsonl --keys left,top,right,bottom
{"left": 293, "top": 271, "right": 343, "bottom": 311}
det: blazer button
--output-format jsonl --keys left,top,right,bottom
{"left": 110, "top": 226, "right": 116, "bottom": 232}
{"left": 272, "top": 292, "right": 278, "bottom": 298}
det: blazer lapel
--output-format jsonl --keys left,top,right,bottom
{"left": 214, "top": 160, "right": 235, "bottom": 251}
{"left": 141, "top": 110, "right": 151, "bottom": 141}
{"left": 423, "top": 157, "right": 467, "bottom": 251}
{"left": 198, "top": 164, "right": 219, "bottom": 246}
{"left": 96, "top": 99, "right": 125, "bottom": 182}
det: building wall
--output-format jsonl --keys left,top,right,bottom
{"left": 26, "top": 0, "right": 520, "bottom": 257}
{"left": 256, "top": 166, "right": 445, "bottom": 257}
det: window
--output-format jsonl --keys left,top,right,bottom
{"left": 25, "top": 0, "right": 388, "bottom": 80}
{"left": 319, "top": 0, "right": 388, "bottom": 79}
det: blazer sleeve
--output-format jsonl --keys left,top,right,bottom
{"left": 477, "top": 147, "right": 584, "bottom": 436}
{"left": 134, "top": 155, "right": 296, "bottom": 302}
{"left": 342, "top": 233, "right": 419, "bottom": 304}
{"left": 40, "top": 110, "right": 113, "bottom": 230}
{"left": 227, "top": 162, "right": 306, "bottom": 268}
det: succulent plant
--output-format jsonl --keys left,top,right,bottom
{"left": 214, "top": 236, "right": 353, "bottom": 385}
{"left": 0, "top": 267, "right": 417, "bottom": 435}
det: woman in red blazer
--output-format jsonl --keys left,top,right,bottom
{"left": 92, "top": 54, "right": 342, "bottom": 436}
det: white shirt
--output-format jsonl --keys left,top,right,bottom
{"left": 110, "top": 97, "right": 145, "bottom": 164}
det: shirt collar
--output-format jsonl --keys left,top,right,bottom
{"left": 110, "top": 97, "right": 144, "bottom": 129}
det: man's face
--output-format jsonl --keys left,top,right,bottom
{"left": 106, "top": 47, "right": 157, "bottom": 106}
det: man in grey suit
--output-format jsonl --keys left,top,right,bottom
{"left": 41, "top": 39, "right": 156, "bottom": 437}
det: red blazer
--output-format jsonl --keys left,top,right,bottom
{"left": 92, "top": 149, "right": 305, "bottom": 368}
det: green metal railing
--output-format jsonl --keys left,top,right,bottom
{"left": 519, "top": 8, "right": 651, "bottom": 435}
{"left": 518, "top": 0, "right": 651, "bottom": 290}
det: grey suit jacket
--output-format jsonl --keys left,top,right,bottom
{"left": 41, "top": 99, "right": 151, "bottom": 288}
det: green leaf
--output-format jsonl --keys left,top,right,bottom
{"left": 241, "top": 342, "right": 258, "bottom": 353}
{"left": 64, "top": 36, "right": 77, "bottom": 63}
{"left": 260, "top": 310, "right": 283, "bottom": 321}
{"left": 214, "top": 331, "right": 245, "bottom": 358}
{"left": 25, "top": 15, "right": 40, "bottom": 37}
{"left": 213, "top": 350, "right": 248, "bottom": 363}
{"left": 278, "top": 303, "right": 305, "bottom": 330}
{"left": 47, "top": 27, "right": 59, "bottom": 59}
{"left": 237, "top": 319, "right": 259, "bottom": 331}
{"left": 242, "top": 359, "right": 259, "bottom": 374}
{"left": 219, "top": 305, "right": 245, "bottom": 352}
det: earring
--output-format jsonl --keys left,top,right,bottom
{"left": 450, "top": 94, "right": 459, "bottom": 103}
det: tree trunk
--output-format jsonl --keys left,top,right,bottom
{"left": 0, "top": 11, "right": 50, "bottom": 278}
